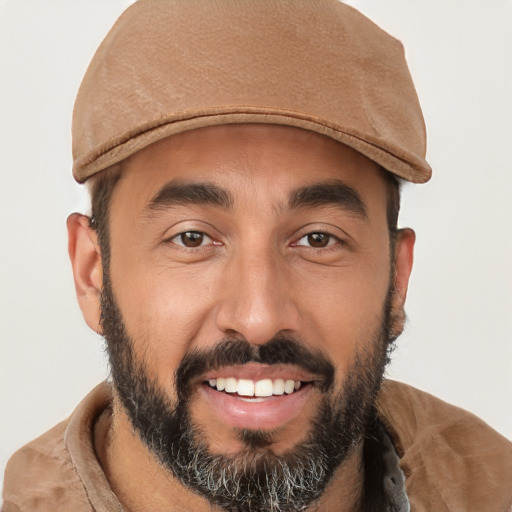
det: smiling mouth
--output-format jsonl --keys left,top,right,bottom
{"left": 205, "top": 377, "right": 309, "bottom": 400}
{"left": 199, "top": 370, "right": 318, "bottom": 430}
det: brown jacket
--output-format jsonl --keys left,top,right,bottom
{"left": 3, "top": 380, "right": 512, "bottom": 511}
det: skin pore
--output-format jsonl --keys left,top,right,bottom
{"left": 68, "top": 124, "right": 415, "bottom": 511}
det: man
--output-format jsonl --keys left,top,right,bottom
{"left": 2, "top": 1, "right": 511, "bottom": 511}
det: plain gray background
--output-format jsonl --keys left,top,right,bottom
{"left": 1, "top": 0, "right": 511, "bottom": 493}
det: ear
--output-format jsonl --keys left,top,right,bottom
{"left": 67, "top": 213, "right": 103, "bottom": 334}
{"left": 389, "top": 228, "right": 415, "bottom": 338}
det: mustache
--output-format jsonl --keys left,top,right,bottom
{"left": 175, "top": 336, "right": 335, "bottom": 399}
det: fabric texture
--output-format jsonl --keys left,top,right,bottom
{"left": 72, "top": 0, "right": 431, "bottom": 184}
{"left": 3, "top": 381, "right": 511, "bottom": 511}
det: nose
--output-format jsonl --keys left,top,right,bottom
{"left": 215, "top": 247, "right": 300, "bottom": 345}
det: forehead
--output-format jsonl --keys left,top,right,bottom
{"left": 112, "top": 124, "right": 388, "bottom": 210}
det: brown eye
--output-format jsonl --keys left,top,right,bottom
{"left": 175, "top": 231, "right": 209, "bottom": 248}
{"left": 295, "top": 232, "right": 337, "bottom": 249}
{"left": 307, "top": 233, "right": 330, "bottom": 248}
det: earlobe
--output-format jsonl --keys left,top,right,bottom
{"left": 67, "top": 213, "right": 103, "bottom": 334}
{"left": 390, "top": 228, "right": 415, "bottom": 338}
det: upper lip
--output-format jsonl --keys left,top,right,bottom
{"left": 201, "top": 362, "right": 319, "bottom": 383}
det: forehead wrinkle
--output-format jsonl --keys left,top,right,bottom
{"left": 288, "top": 180, "right": 368, "bottom": 218}
{"left": 143, "top": 179, "right": 234, "bottom": 217}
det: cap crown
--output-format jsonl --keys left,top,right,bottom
{"left": 73, "top": 0, "right": 431, "bottom": 183}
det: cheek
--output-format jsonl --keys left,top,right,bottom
{"left": 294, "top": 249, "right": 391, "bottom": 375}
{"left": 109, "top": 255, "right": 223, "bottom": 387}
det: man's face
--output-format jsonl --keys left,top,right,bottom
{"left": 89, "top": 124, "right": 411, "bottom": 510}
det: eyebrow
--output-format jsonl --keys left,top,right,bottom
{"left": 145, "top": 180, "right": 233, "bottom": 213}
{"left": 288, "top": 180, "right": 367, "bottom": 218}
{"left": 144, "top": 178, "right": 366, "bottom": 219}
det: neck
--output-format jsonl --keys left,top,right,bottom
{"left": 95, "top": 395, "right": 365, "bottom": 512}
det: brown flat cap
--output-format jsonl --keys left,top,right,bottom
{"left": 72, "top": 0, "right": 431, "bottom": 183}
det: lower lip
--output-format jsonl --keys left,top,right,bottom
{"left": 199, "top": 383, "right": 314, "bottom": 430}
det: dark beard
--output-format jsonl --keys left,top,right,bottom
{"left": 100, "top": 270, "right": 393, "bottom": 512}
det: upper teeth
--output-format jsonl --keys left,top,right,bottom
{"left": 208, "top": 378, "right": 302, "bottom": 397}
